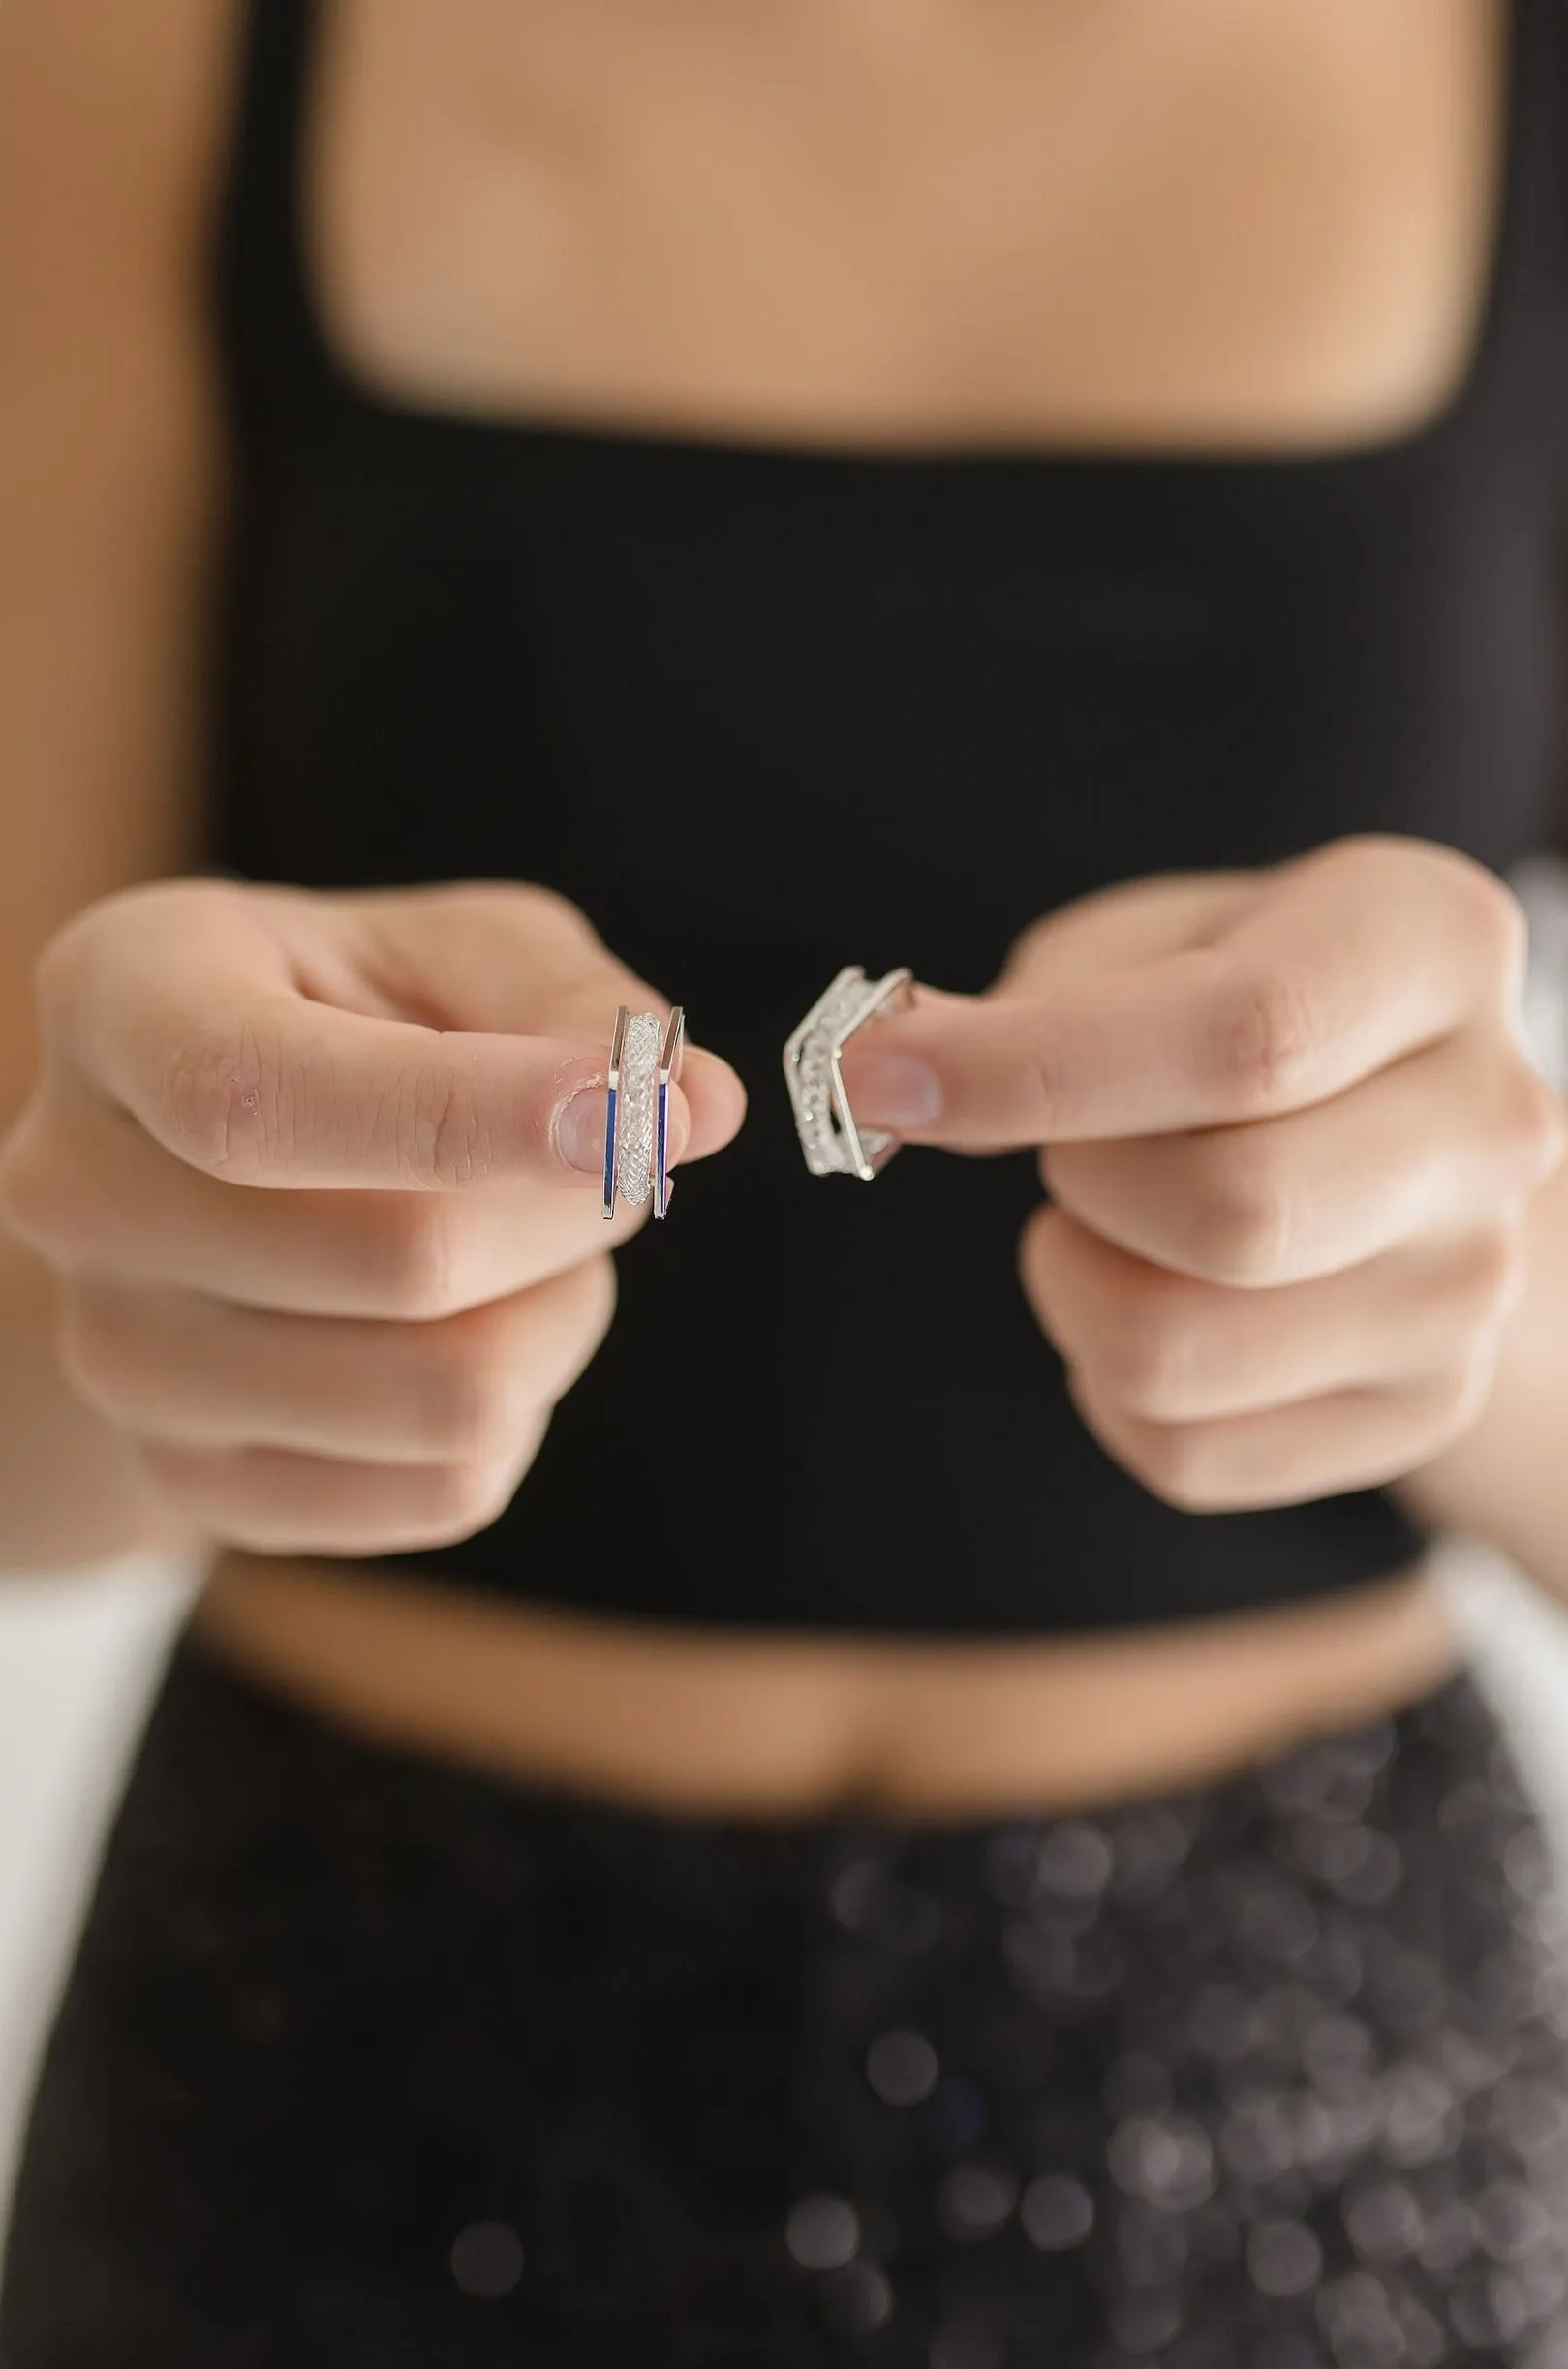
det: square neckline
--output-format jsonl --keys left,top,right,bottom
{"left": 272, "top": 0, "right": 1524, "bottom": 477}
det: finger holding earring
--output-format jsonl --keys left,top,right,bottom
{"left": 782, "top": 966, "right": 915, "bottom": 1179}
{"left": 603, "top": 1004, "right": 687, "bottom": 1220}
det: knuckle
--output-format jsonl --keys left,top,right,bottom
{"left": 561, "top": 1251, "right": 618, "bottom": 1357}
{"left": 1067, "top": 1365, "right": 1228, "bottom": 1512}
{"left": 1209, "top": 961, "right": 1324, "bottom": 1115}
{"left": 360, "top": 1197, "right": 461, "bottom": 1317}
{"left": 410, "top": 1065, "right": 495, "bottom": 1191}
{"left": 1505, "top": 1064, "right": 1568, "bottom": 1181}
{"left": 31, "top": 904, "right": 106, "bottom": 1031}
{"left": 1022, "top": 1036, "right": 1070, "bottom": 1142}
{"left": 538, "top": 1255, "right": 619, "bottom": 1400}
{"left": 54, "top": 1283, "right": 130, "bottom": 1403}
{"left": 1131, "top": 1422, "right": 1227, "bottom": 1514}
{"left": 157, "top": 1018, "right": 269, "bottom": 1174}
{"left": 1001, "top": 908, "right": 1062, "bottom": 986}
{"left": 446, "top": 878, "right": 587, "bottom": 938}
{"left": 1491, "top": 1224, "right": 1532, "bottom": 1324}
{"left": 414, "top": 1313, "right": 521, "bottom": 1458}
{"left": 0, "top": 1113, "right": 64, "bottom": 1253}
{"left": 1422, "top": 1360, "right": 1496, "bottom": 1454}
{"left": 1016, "top": 1203, "right": 1093, "bottom": 1349}
{"left": 1015, "top": 1200, "right": 1056, "bottom": 1300}
{"left": 1102, "top": 1290, "right": 1204, "bottom": 1422}
{"left": 418, "top": 1445, "right": 536, "bottom": 1549}
{"left": 1184, "top": 1134, "right": 1298, "bottom": 1284}
{"left": 1448, "top": 1226, "right": 1528, "bottom": 1334}
{"left": 1360, "top": 837, "right": 1525, "bottom": 979}
{"left": 1454, "top": 856, "right": 1529, "bottom": 987}
{"left": 129, "top": 1437, "right": 195, "bottom": 1498}
{"left": 132, "top": 1438, "right": 242, "bottom": 1537}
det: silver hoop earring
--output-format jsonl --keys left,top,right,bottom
{"left": 602, "top": 1006, "right": 685, "bottom": 1220}
{"left": 783, "top": 966, "right": 914, "bottom": 1179}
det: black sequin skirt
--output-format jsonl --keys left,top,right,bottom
{"left": 4, "top": 1630, "right": 1568, "bottom": 2369}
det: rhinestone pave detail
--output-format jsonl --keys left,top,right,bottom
{"left": 784, "top": 968, "right": 911, "bottom": 1179}
{"left": 615, "top": 1012, "right": 662, "bottom": 1206}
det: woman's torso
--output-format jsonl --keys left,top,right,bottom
{"left": 198, "top": 0, "right": 1566, "bottom": 1811}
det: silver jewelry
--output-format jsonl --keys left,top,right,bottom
{"left": 603, "top": 1006, "right": 685, "bottom": 1220}
{"left": 783, "top": 966, "right": 914, "bottom": 1179}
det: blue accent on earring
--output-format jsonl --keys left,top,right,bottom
{"left": 602, "top": 1083, "right": 618, "bottom": 1215}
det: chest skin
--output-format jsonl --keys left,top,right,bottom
{"left": 307, "top": 0, "right": 1505, "bottom": 456}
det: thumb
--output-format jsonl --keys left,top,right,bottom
{"left": 49, "top": 878, "right": 745, "bottom": 1189}
{"left": 835, "top": 872, "right": 1257, "bottom": 1146}
{"left": 331, "top": 879, "right": 750, "bottom": 1178}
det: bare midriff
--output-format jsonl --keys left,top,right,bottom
{"left": 194, "top": 1549, "right": 1459, "bottom": 1820}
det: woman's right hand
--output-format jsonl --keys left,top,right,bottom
{"left": 0, "top": 877, "right": 745, "bottom": 1558}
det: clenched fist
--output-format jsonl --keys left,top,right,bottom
{"left": 840, "top": 837, "right": 1567, "bottom": 1512}
{"left": 0, "top": 878, "right": 745, "bottom": 1557}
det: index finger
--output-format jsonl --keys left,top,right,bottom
{"left": 45, "top": 888, "right": 732, "bottom": 1190}
{"left": 839, "top": 841, "right": 1519, "bottom": 1149}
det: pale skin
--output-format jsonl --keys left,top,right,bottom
{"left": 1, "top": 0, "right": 1565, "bottom": 1817}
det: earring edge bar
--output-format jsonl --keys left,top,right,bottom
{"left": 602, "top": 1003, "right": 630, "bottom": 1220}
{"left": 655, "top": 1006, "right": 685, "bottom": 1217}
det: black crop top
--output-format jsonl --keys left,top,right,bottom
{"left": 207, "top": 0, "right": 1568, "bottom": 1635}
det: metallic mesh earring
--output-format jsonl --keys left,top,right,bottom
{"left": 602, "top": 1006, "right": 685, "bottom": 1220}
{"left": 783, "top": 966, "right": 913, "bottom": 1179}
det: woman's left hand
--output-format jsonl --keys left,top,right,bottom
{"left": 838, "top": 837, "right": 1566, "bottom": 1511}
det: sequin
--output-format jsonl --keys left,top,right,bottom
{"left": 1110, "top": 2116, "right": 1217, "bottom": 2212}
{"left": 1395, "top": 2301, "right": 1445, "bottom": 2369}
{"left": 448, "top": 2220, "right": 524, "bottom": 2298}
{"left": 15, "top": 1653, "right": 1568, "bottom": 2368}
{"left": 1491, "top": 2077, "right": 1568, "bottom": 2158}
{"left": 938, "top": 2160, "right": 1020, "bottom": 2238}
{"left": 1316, "top": 2271, "right": 1406, "bottom": 2369}
{"left": 1103, "top": 2054, "right": 1177, "bottom": 2119}
{"left": 1239, "top": 1879, "right": 1320, "bottom": 1964}
{"left": 1021, "top": 2171, "right": 1096, "bottom": 2252}
{"left": 1506, "top": 1830, "right": 1554, "bottom": 1902}
{"left": 1109, "top": 2286, "right": 1184, "bottom": 2352}
{"left": 1035, "top": 1820, "right": 1115, "bottom": 1900}
{"left": 1476, "top": 2178, "right": 1553, "bottom": 2262}
{"left": 1118, "top": 2200, "right": 1189, "bottom": 2287}
{"left": 983, "top": 1824, "right": 1048, "bottom": 1909}
{"left": 866, "top": 2028, "right": 939, "bottom": 2107}
{"left": 1300, "top": 2014, "right": 1377, "bottom": 2092}
{"left": 1377, "top": 2063, "right": 1460, "bottom": 2167}
{"left": 1217, "top": 2099, "right": 1297, "bottom": 2185}
{"left": 929, "top": 2073, "right": 988, "bottom": 2155}
{"left": 929, "top": 2315, "right": 1007, "bottom": 2369}
{"left": 821, "top": 2260, "right": 894, "bottom": 2332}
{"left": 829, "top": 1857, "right": 943, "bottom": 1952}
{"left": 1343, "top": 2181, "right": 1424, "bottom": 2262}
{"left": 1414, "top": 2200, "right": 1478, "bottom": 2274}
{"left": 1248, "top": 2220, "right": 1324, "bottom": 2297}
{"left": 1248, "top": 2338, "right": 1326, "bottom": 2369}
{"left": 785, "top": 2194, "right": 860, "bottom": 2270}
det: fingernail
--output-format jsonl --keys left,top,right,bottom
{"left": 556, "top": 1088, "right": 607, "bottom": 1176}
{"left": 843, "top": 1054, "right": 943, "bottom": 1129}
{"left": 556, "top": 1084, "right": 692, "bottom": 1177}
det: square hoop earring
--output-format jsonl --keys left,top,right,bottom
{"left": 783, "top": 967, "right": 914, "bottom": 1180}
{"left": 603, "top": 1005, "right": 685, "bottom": 1220}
